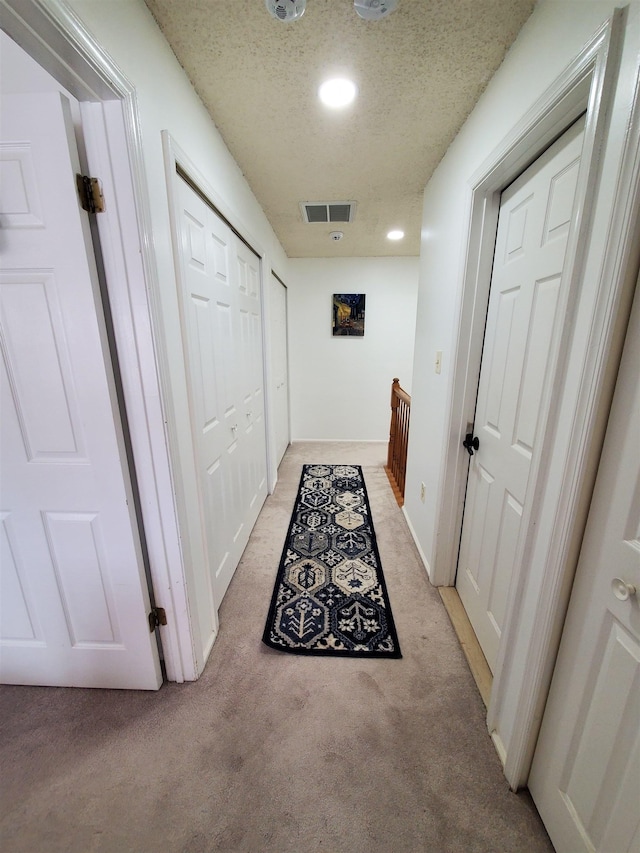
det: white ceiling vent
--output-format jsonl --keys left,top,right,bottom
{"left": 300, "top": 201, "right": 357, "bottom": 224}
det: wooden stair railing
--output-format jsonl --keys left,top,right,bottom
{"left": 385, "top": 377, "right": 411, "bottom": 507}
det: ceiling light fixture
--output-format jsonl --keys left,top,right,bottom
{"left": 354, "top": 0, "right": 398, "bottom": 21}
{"left": 265, "top": 0, "right": 306, "bottom": 23}
{"left": 318, "top": 78, "right": 357, "bottom": 108}
{"left": 266, "top": 0, "right": 398, "bottom": 22}
{"left": 387, "top": 229, "right": 405, "bottom": 240}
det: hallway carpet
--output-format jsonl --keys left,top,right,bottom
{"left": 0, "top": 443, "right": 553, "bottom": 853}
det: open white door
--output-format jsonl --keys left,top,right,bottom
{"left": 528, "top": 273, "right": 640, "bottom": 852}
{"left": 456, "top": 117, "right": 585, "bottom": 671}
{"left": 0, "top": 91, "right": 162, "bottom": 690}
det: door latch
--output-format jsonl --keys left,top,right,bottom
{"left": 463, "top": 433, "right": 480, "bottom": 456}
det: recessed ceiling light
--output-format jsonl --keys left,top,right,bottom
{"left": 318, "top": 78, "right": 357, "bottom": 109}
{"left": 387, "top": 229, "right": 405, "bottom": 240}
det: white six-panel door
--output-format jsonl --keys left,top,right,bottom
{"left": 528, "top": 273, "right": 640, "bottom": 853}
{"left": 177, "top": 177, "right": 268, "bottom": 610}
{"left": 0, "top": 92, "right": 162, "bottom": 689}
{"left": 456, "top": 117, "right": 585, "bottom": 671}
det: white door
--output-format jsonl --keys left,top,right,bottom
{"left": 269, "top": 273, "right": 290, "bottom": 466}
{"left": 236, "top": 237, "right": 269, "bottom": 546}
{"left": 176, "top": 177, "right": 268, "bottom": 609}
{"left": 528, "top": 273, "right": 640, "bottom": 853}
{"left": 456, "top": 117, "right": 585, "bottom": 671}
{"left": 0, "top": 92, "right": 162, "bottom": 689}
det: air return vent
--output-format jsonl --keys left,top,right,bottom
{"left": 300, "top": 201, "right": 357, "bottom": 224}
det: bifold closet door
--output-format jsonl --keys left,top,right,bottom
{"left": 177, "top": 177, "right": 267, "bottom": 610}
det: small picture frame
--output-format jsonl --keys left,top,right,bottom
{"left": 332, "top": 293, "right": 366, "bottom": 336}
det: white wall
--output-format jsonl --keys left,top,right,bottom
{"left": 288, "top": 257, "right": 419, "bottom": 441}
{"left": 63, "top": 0, "right": 291, "bottom": 672}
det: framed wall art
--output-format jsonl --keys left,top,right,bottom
{"left": 332, "top": 293, "right": 366, "bottom": 336}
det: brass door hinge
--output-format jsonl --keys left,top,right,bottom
{"left": 148, "top": 606, "right": 167, "bottom": 632}
{"left": 76, "top": 174, "right": 105, "bottom": 214}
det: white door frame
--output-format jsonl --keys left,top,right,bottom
{"left": 432, "top": 8, "right": 640, "bottom": 787}
{"left": 161, "top": 132, "right": 271, "bottom": 666}
{"left": 269, "top": 270, "right": 291, "bottom": 470}
{"left": 0, "top": 0, "right": 196, "bottom": 682}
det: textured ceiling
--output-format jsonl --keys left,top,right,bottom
{"left": 143, "top": 0, "right": 535, "bottom": 257}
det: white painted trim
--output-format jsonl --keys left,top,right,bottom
{"left": 160, "top": 133, "right": 220, "bottom": 664}
{"left": 262, "top": 269, "right": 278, "bottom": 494}
{"left": 500, "top": 33, "right": 640, "bottom": 790}
{"left": 261, "top": 261, "right": 276, "bottom": 493}
{"left": 282, "top": 277, "right": 292, "bottom": 471}
{"left": 402, "top": 507, "right": 431, "bottom": 578}
{"left": 0, "top": 0, "right": 197, "bottom": 682}
{"left": 290, "top": 439, "right": 388, "bottom": 444}
{"left": 263, "top": 278, "right": 277, "bottom": 493}
{"left": 491, "top": 732, "right": 507, "bottom": 768}
{"left": 266, "top": 270, "right": 291, "bottom": 488}
{"left": 427, "top": 8, "right": 638, "bottom": 787}
{"left": 201, "top": 630, "right": 218, "bottom": 670}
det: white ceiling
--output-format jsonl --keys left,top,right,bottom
{"left": 143, "top": 0, "right": 535, "bottom": 257}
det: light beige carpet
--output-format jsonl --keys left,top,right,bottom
{"left": 0, "top": 442, "right": 553, "bottom": 853}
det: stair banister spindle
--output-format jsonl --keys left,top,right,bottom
{"left": 385, "top": 377, "right": 411, "bottom": 506}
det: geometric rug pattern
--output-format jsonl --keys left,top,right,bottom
{"left": 262, "top": 464, "right": 402, "bottom": 658}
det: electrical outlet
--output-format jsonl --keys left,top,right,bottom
{"left": 435, "top": 350, "right": 442, "bottom": 374}
{"left": 420, "top": 481, "right": 426, "bottom": 502}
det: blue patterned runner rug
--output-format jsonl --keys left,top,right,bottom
{"left": 262, "top": 464, "right": 402, "bottom": 658}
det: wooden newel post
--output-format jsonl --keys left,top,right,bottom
{"left": 387, "top": 378, "right": 400, "bottom": 470}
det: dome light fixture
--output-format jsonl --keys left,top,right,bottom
{"left": 265, "top": 0, "right": 306, "bottom": 23}
{"left": 387, "top": 229, "right": 405, "bottom": 240}
{"left": 318, "top": 78, "right": 358, "bottom": 109}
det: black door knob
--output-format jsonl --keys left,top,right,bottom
{"left": 463, "top": 433, "right": 480, "bottom": 456}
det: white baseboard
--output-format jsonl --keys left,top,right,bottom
{"left": 290, "top": 438, "right": 387, "bottom": 444}
{"left": 491, "top": 730, "right": 508, "bottom": 770}
{"left": 402, "top": 506, "right": 432, "bottom": 581}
